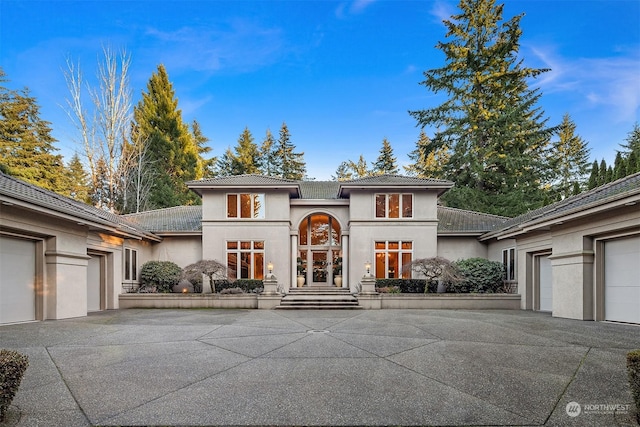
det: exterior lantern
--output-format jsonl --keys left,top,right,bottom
{"left": 365, "top": 261, "right": 371, "bottom": 276}
{"left": 267, "top": 262, "right": 274, "bottom": 275}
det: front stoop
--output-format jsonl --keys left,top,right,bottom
{"left": 276, "top": 287, "right": 362, "bottom": 309}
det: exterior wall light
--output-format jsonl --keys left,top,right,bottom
{"left": 365, "top": 261, "right": 371, "bottom": 276}
{"left": 267, "top": 262, "right": 274, "bottom": 275}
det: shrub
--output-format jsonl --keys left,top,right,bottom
{"left": 220, "top": 287, "right": 244, "bottom": 295}
{"left": 404, "top": 257, "right": 464, "bottom": 290}
{"left": 375, "top": 279, "right": 432, "bottom": 293}
{"left": 214, "top": 279, "right": 263, "bottom": 294}
{"left": 628, "top": 349, "right": 640, "bottom": 423}
{"left": 139, "top": 261, "right": 182, "bottom": 293}
{"left": 452, "top": 258, "right": 504, "bottom": 293}
{"left": 0, "top": 350, "right": 29, "bottom": 422}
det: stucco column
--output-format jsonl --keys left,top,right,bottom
{"left": 290, "top": 233, "right": 297, "bottom": 292}
{"left": 342, "top": 234, "right": 349, "bottom": 289}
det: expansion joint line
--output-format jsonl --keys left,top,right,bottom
{"left": 45, "top": 346, "right": 92, "bottom": 425}
{"left": 544, "top": 346, "right": 592, "bottom": 425}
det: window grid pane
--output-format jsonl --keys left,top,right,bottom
{"left": 375, "top": 194, "right": 386, "bottom": 218}
{"left": 227, "top": 194, "right": 238, "bottom": 218}
{"left": 402, "top": 194, "right": 413, "bottom": 218}
{"left": 374, "top": 240, "right": 413, "bottom": 279}
{"left": 131, "top": 250, "right": 137, "bottom": 281}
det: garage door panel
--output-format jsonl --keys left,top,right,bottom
{"left": 605, "top": 237, "right": 640, "bottom": 324}
{"left": 0, "top": 236, "right": 36, "bottom": 324}
{"left": 539, "top": 256, "right": 553, "bottom": 312}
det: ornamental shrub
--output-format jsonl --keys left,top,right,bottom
{"left": 628, "top": 349, "right": 640, "bottom": 423}
{"left": 139, "top": 261, "right": 182, "bottom": 293}
{"left": 214, "top": 279, "right": 263, "bottom": 293}
{"left": 0, "top": 350, "right": 29, "bottom": 422}
{"left": 452, "top": 258, "right": 505, "bottom": 293}
{"left": 375, "top": 279, "right": 432, "bottom": 293}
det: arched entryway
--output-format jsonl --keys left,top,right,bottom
{"left": 298, "top": 213, "right": 342, "bottom": 287}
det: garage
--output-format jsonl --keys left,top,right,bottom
{"left": 538, "top": 255, "right": 553, "bottom": 312}
{"left": 605, "top": 236, "right": 640, "bottom": 324}
{"left": 0, "top": 235, "right": 36, "bottom": 324}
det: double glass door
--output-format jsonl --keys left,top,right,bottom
{"left": 298, "top": 214, "right": 341, "bottom": 286}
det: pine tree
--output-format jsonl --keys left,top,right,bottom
{"left": 404, "top": 130, "right": 450, "bottom": 178}
{"left": 275, "top": 122, "right": 306, "bottom": 180}
{"left": 598, "top": 159, "right": 608, "bottom": 186}
{"left": 66, "top": 153, "right": 91, "bottom": 203}
{"left": 0, "top": 70, "right": 69, "bottom": 193}
{"left": 215, "top": 147, "right": 236, "bottom": 177}
{"left": 549, "top": 114, "right": 591, "bottom": 200}
{"left": 371, "top": 138, "right": 399, "bottom": 175}
{"left": 260, "top": 129, "right": 279, "bottom": 176}
{"left": 409, "top": 0, "right": 556, "bottom": 216}
{"left": 613, "top": 152, "right": 627, "bottom": 180}
{"left": 231, "top": 127, "right": 261, "bottom": 175}
{"left": 133, "top": 64, "right": 203, "bottom": 208}
{"left": 620, "top": 123, "right": 640, "bottom": 174}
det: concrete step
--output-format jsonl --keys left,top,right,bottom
{"left": 276, "top": 288, "right": 361, "bottom": 310}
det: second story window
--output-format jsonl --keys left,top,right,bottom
{"left": 375, "top": 193, "right": 413, "bottom": 218}
{"left": 227, "top": 193, "right": 265, "bottom": 219}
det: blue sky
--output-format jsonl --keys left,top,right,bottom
{"left": 1, "top": 0, "right": 639, "bottom": 180}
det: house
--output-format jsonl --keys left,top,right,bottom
{"left": 1, "top": 171, "right": 638, "bottom": 325}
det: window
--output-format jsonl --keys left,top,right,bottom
{"left": 227, "top": 241, "right": 265, "bottom": 280}
{"left": 374, "top": 241, "right": 412, "bottom": 279}
{"left": 227, "top": 194, "right": 265, "bottom": 219}
{"left": 375, "top": 194, "right": 413, "bottom": 218}
{"left": 124, "top": 248, "right": 138, "bottom": 281}
{"left": 503, "top": 248, "right": 516, "bottom": 281}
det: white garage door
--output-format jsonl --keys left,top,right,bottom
{"left": 539, "top": 255, "right": 553, "bottom": 312}
{"left": 87, "top": 255, "right": 102, "bottom": 312}
{"left": 0, "top": 236, "right": 36, "bottom": 324}
{"left": 605, "top": 236, "right": 640, "bottom": 324}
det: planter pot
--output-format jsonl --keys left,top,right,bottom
{"left": 334, "top": 275, "right": 342, "bottom": 287}
{"left": 296, "top": 275, "right": 305, "bottom": 287}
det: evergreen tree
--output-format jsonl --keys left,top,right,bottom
{"left": 620, "top": 122, "right": 640, "bottom": 174}
{"left": 0, "top": 70, "right": 69, "bottom": 193}
{"left": 215, "top": 147, "right": 236, "bottom": 177}
{"left": 404, "top": 130, "right": 450, "bottom": 178}
{"left": 371, "top": 138, "right": 399, "bottom": 175}
{"left": 231, "top": 127, "right": 261, "bottom": 175}
{"left": 260, "top": 129, "right": 279, "bottom": 176}
{"left": 613, "top": 152, "right": 627, "bottom": 180}
{"left": 191, "top": 120, "right": 215, "bottom": 178}
{"left": 587, "top": 160, "right": 599, "bottom": 190}
{"left": 333, "top": 161, "right": 354, "bottom": 181}
{"left": 66, "top": 153, "right": 91, "bottom": 203}
{"left": 598, "top": 159, "right": 608, "bottom": 186}
{"left": 275, "top": 123, "right": 306, "bottom": 180}
{"left": 409, "top": 0, "right": 556, "bottom": 216}
{"left": 133, "top": 64, "right": 203, "bottom": 208}
{"left": 549, "top": 114, "right": 591, "bottom": 200}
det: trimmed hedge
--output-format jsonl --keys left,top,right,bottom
{"left": 214, "top": 279, "right": 263, "bottom": 294}
{"left": 451, "top": 258, "right": 505, "bottom": 293}
{"left": 0, "top": 350, "right": 29, "bottom": 422}
{"left": 375, "top": 279, "right": 434, "bottom": 293}
{"left": 628, "top": 349, "right": 640, "bottom": 423}
{"left": 140, "top": 261, "right": 182, "bottom": 293}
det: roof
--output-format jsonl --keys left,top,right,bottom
{"left": 298, "top": 181, "right": 341, "bottom": 199}
{"left": 187, "top": 174, "right": 300, "bottom": 197}
{"left": 120, "top": 204, "right": 502, "bottom": 234}
{"left": 482, "top": 172, "right": 640, "bottom": 240}
{"left": 438, "top": 206, "right": 508, "bottom": 234}
{"left": 123, "top": 206, "right": 203, "bottom": 234}
{"left": 337, "top": 174, "right": 454, "bottom": 197}
{"left": 0, "top": 172, "right": 159, "bottom": 241}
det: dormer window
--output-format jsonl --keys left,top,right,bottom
{"left": 375, "top": 193, "right": 413, "bottom": 218}
{"left": 227, "top": 193, "right": 265, "bottom": 219}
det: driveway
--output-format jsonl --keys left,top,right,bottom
{"left": 1, "top": 309, "right": 639, "bottom": 426}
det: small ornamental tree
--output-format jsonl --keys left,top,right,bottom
{"left": 181, "top": 259, "right": 229, "bottom": 293}
{"left": 0, "top": 349, "right": 29, "bottom": 422}
{"left": 404, "top": 257, "right": 464, "bottom": 292}
{"left": 139, "top": 261, "right": 182, "bottom": 293}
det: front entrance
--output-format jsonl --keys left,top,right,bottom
{"left": 298, "top": 214, "right": 341, "bottom": 287}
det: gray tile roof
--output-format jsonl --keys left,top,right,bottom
{"left": 438, "top": 206, "right": 508, "bottom": 234}
{"left": 298, "top": 181, "right": 341, "bottom": 199}
{"left": 0, "top": 172, "right": 157, "bottom": 240}
{"left": 340, "top": 174, "right": 453, "bottom": 186}
{"left": 123, "top": 206, "right": 203, "bottom": 233}
{"left": 188, "top": 174, "right": 299, "bottom": 186}
{"left": 483, "top": 172, "right": 640, "bottom": 239}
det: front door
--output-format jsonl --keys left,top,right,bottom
{"left": 312, "top": 251, "right": 329, "bottom": 285}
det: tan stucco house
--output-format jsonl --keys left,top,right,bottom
{"left": 1, "top": 171, "right": 639, "bottom": 325}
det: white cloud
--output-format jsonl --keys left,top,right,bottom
{"left": 528, "top": 44, "right": 640, "bottom": 123}
{"left": 335, "top": 0, "right": 376, "bottom": 19}
{"left": 430, "top": 0, "right": 456, "bottom": 24}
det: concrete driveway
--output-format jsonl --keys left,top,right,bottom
{"left": 1, "top": 309, "right": 639, "bottom": 426}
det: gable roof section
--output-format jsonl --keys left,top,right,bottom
{"left": 298, "top": 181, "right": 341, "bottom": 199}
{"left": 482, "top": 172, "right": 640, "bottom": 240}
{"left": 438, "top": 206, "right": 508, "bottom": 235}
{"left": 0, "top": 172, "right": 159, "bottom": 241}
{"left": 338, "top": 174, "right": 454, "bottom": 197}
{"left": 124, "top": 206, "right": 202, "bottom": 234}
{"left": 187, "top": 174, "right": 300, "bottom": 197}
